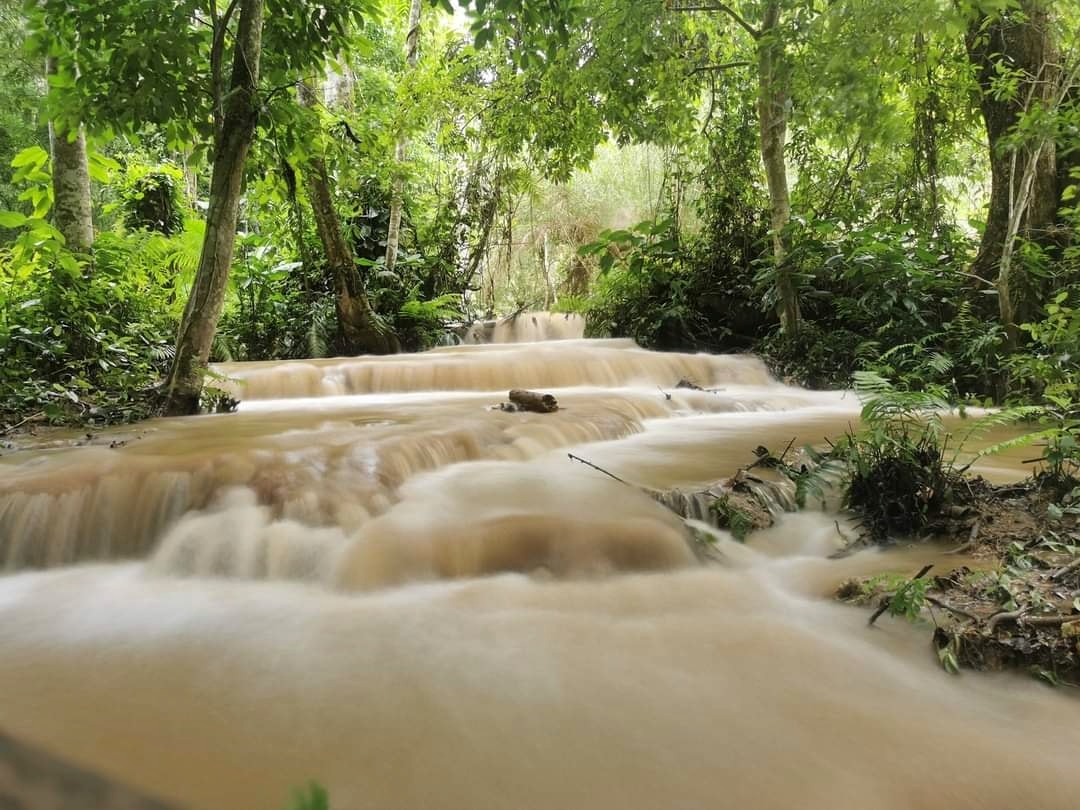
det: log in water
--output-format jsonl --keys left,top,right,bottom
{"left": 0, "top": 331, "right": 1073, "bottom": 809}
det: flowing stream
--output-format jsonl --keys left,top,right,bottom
{"left": 0, "top": 313, "right": 1076, "bottom": 809}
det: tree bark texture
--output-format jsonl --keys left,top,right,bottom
{"left": 46, "top": 57, "right": 94, "bottom": 255}
{"left": 299, "top": 82, "right": 400, "bottom": 355}
{"left": 384, "top": 0, "right": 423, "bottom": 275}
{"left": 965, "top": 0, "right": 1059, "bottom": 323}
{"left": 163, "top": 0, "right": 264, "bottom": 416}
{"left": 757, "top": 1, "right": 800, "bottom": 335}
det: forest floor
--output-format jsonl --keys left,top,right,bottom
{"left": 836, "top": 480, "right": 1080, "bottom": 685}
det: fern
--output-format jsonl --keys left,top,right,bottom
{"left": 954, "top": 427, "right": 1057, "bottom": 474}
{"left": 851, "top": 370, "right": 894, "bottom": 395}
{"left": 144, "top": 220, "right": 205, "bottom": 278}
{"left": 148, "top": 342, "right": 175, "bottom": 362}
{"left": 853, "top": 372, "right": 950, "bottom": 429}
{"left": 399, "top": 293, "right": 463, "bottom": 323}
{"left": 306, "top": 304, "right": 333, "bottom": 358}
{"left": 927, "top": 351, "right": 954, "bottom": 375}
{"left": 952, "top": 405, "right": 1043, "bottom": 446}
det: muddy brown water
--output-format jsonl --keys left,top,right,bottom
{"left": 0, "top": 316, "right": 1076, "bottom": 809}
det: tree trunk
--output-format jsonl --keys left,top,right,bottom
{"left": 540, "top": 231, "right": 557, "bottom": 309}
{"left": 965, "top": 0, "right": 1059, "bottom": 327}
{"left": 757, "top": 1, "right": 800, "bottom": 335}
{"left": 384, "top": 0, "right": 423, "bottom": 275}
{"left": 180, "top": 147, "right": 198, "bottom": 208}
{"left": 299, "top": 82, "right": 399, "bottom": 356}
{"left": 46, "top": 57, "right": 93, "bottom": 255}
{"left": 162, "top": 0, "right": 264, "bottom": 416}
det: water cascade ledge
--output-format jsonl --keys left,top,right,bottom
{"left": 0, "top": 334, "right": 1065, "bottom": 810}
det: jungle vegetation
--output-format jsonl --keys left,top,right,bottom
{"left": 0, "top": 0, "right": 1077, "bottom": 423}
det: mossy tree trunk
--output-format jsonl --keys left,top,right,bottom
{"left": 46, "top": 56, "right": 93, "bottom": 255}
{"left": 299, "top": 81, "right": 400, "bottom": 355}
{"left": 964, "top": 0, "right": 1061, "bottom": 344}
{"left": 757, "top": 0, "right": 799, "bottom": 336}
{"left": 384, "top": 0, "right": 423, "bottom": 276}
{"left": 162, "top": 0, "right": 264, "bottom": 415}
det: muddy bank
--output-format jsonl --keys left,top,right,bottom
{"left": 838, "top": 481, "right": 1080, "bottom": 684}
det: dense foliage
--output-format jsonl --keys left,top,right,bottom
{"left": 0, "top": 0, "right": 1078, "bottom": 424}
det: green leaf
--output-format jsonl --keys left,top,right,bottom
{"left": 10, "top": 146, "right": 48, "bottom": 170}
{"left": 474, "top": 26, "right": 494, "bottom": 50}
{"left": 0, "top": 211, "right": 28, "bottom": 228}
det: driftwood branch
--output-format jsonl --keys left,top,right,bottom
{"left": 925, "top": 596, "right": 979, "bottom": 623}
{"left": 947, "top": 519, "right": 981, "bottom": 555}
{"left": 834, "top": 520, "right": 854, "bottom": 544}
{"left": 567, "top": 453, "right": 629, "bottom": 486}
{"left": 1051, "top": 556, "right": 1080, "bottom": 582}
{"left": 508, "top": 389, "right": 558, "bottom": 413}
{"left": 986, "top": 609, "right": 1026, "bottom": 633}
{"left": 988, "top": 609, "right": 1080, "bottom": 631}
{"left": 1, "top": 411, "right": 44, "bottom": 435}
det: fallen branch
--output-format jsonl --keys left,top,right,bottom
{"left": 1020, "top": 614, "right": 1080, "bottom": 627}
{"left": 925, "top": 596, "right": 979, "bottom": 623}
{"left": 834, "top": 520, "right": 854, "bottom": 545}
{"left": 1, "top": 411, "right": 44, "bottom": 435}
{"left": 1051, "top": 556, "right": 1080, "bottom": 582}
{"left": 986, "top": 609, "right": 1027, "bottom": 633}
{"left": 567, "top": 453, "right": 630, "bottom": 486}
{"left": 985, "top": 609, "right": 1080, "bottom": 631}
{"left": 947, "top": 519, "right": 981, "bottom": 555}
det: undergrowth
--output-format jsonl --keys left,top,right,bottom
{"left": 797, "top": 372, "right": 1044, "bottom": 541}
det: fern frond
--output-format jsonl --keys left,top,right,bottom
{"left": 955, "top": 427, "right": 1057, "bottom": 474}
{"left": 859, "top": 389, "right": 950, "bottom": 423}
{"left": 878, "top": 342, "right": 920, "bottom": 362}
{"left": 306, "top": 306, "right": 332, "bottom": 358}
{"left": 927, "top": 352, "right": 953, "bottom": 374}
{"left": 399, "top": 293, "right": 463, "bottom": 323}
{"left": 852, "top": 370, "right": 895, "bottom": 395}
{"left": 953, "top": 406, "right": 1044, "bottom": 446}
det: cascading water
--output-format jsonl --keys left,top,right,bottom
{"left": 0, "top": 330, "right": 1075, "bottom": 809}
{"left": 459, "top": 310, "right": 586, "bottom": 344}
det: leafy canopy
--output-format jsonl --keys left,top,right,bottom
{"left": 25, "top": 0, "right": 383, "bottom": 146}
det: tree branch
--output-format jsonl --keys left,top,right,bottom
{"left": 209, "top": 0, "right": 243, "bottom": 141}
{"left": 811, "top": 137, "right": 861, "bottom": 221}
{"left": 667, "top": 2, "right": 760, "bottom": 39}
{"left": 688, "top": 60, "right": 753, "bottom": 75}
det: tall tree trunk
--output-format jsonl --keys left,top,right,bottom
{"left": 299, "top": 82, "right": 399, "bottom": 355}
{"left": 539, "top": 231, "right": 557, "bottom": 309}
{"left": 46, "top": 57, "right": 93, "bottom": 254}
{"left": 384, "top": 0, "right": 423, "bottom": 275}
{"left": 965, "top": 0, "right": 1059, "bottom": 335}
{"left": 180, "top": 147, "right": 198, "bottom": 208}
{"left": 162, "top": 0, "right": 264, "bottom": 416}
{"left": 911, "top": 31, "right": 942, "bottom": 228}
{"left": 757, "top": 1, "right": 799, "bottom": 335}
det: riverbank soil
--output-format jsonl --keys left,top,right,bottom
{"left": 838, "top": 480, "right": 1080, "bottom": 684}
